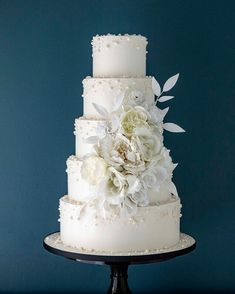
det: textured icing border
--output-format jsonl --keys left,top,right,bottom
{"left": 92, "top": 34, "right": 148, "bottom": 55}
{"left": 59, "top": 195, "right": 182, "bottom": 224}
{"left": 44, "top": 232, "right": 195, "bottom": 256}
{"left": 92, "top": 33, "right": 148, "bottom": 43}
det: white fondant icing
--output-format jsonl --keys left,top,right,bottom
{"left": 74, "top": 117, "right": 108, "bottom": 157}
{"left": 59, "top": 195, "right": 181, "bottom": 252}
{"left": 66, "top": 155, "right": 97, "bottom": 202}
{"left": 92, "top": 34, "right": 147, "bottom": 77}
{"left": 82, "top": 77, "right": 155, "bottom": 117}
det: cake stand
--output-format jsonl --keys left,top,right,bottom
{"left": 43, "top": 232, "right": 196, "bottom": 294}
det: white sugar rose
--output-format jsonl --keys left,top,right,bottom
{"left": 126, "top": 174, "right": 142, "bottom": 195}
{"left": 126, "top": 177, "right": 149, "bottom": 207}
{"left": 133, "top": 127, "right": 163, "bottom": 162}
{"left": 141, "top": 172, "right": 157, "bottom": 188}
{"left": 121, "top": 108, "right": 149, "bottom": 137}
{"left": 146, "top": 157, "right": 171, "bottom": 190}
{"left": 149, "top": 105, "right": 166, "bottom": 124}
{"left": 127, "top": 90, "right": 145, "bottom": 106}
{"left": 106, "top": 167, "right": 127, "bottom": 199}
{"left": 129, "top": 188, "right": 149, "bottom": 207}
{"left": 158, "top": 147, "right": 177, "bottom": 177}
{"left": 81, "top": 155, "right": 108, "bottom": 185}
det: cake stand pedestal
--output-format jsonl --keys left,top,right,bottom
{"left": 43, "top": 232, "right": 196, "bottom": 294}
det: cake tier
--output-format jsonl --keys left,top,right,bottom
{"left": 92, "top": 34, "right": 147, "bottom": 78}
{"left": 59, "top": 195, "right": 181, "bottom": 252}
{"left": 82, "top": 77, "right": 154, "bottom": 117}
{"left": 74, "top": 117, "right": 108, "bottom": 157}
{"left": 66, "top": 155, "right": 172, "bottom": 204}
{"left": 66, "top": 155, "right": 97, "bottom": 202}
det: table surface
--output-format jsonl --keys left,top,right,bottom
{"left": 43, "top": 232, "right": 196, "bottom": 265}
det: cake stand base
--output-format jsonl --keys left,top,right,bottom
{"left": 43, "top": 232, "right": 196, "bottom": 294}
{"left": 108, "top": 263, "right": 131, "bottom": 294}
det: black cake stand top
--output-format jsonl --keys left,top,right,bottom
{"left": 43, "top": 232, "right": 196, "bottom": 265}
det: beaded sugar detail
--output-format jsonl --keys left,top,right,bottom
{"left": 92, "top": 34, "right": 148, "bottom": 55}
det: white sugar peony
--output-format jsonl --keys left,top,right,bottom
{"left": 96, "top": 133, "right": 145, "bottom": 172}
{"left": 121, "top": 108, "right": 149, "bottom": 137}
{"left": 95, "top": 134, "right": 124, "bottom": 169}
{"left": 81, "top": 155, "right": 108, "bottom": 185}
{"left": 133, "top": 127, "right": 163, "bottom": 162}
{"left": 106, "top": 167, "right": 127, "bottom": 201}
{"left": 126, "top": 174, "right": 142, "bottom": 195}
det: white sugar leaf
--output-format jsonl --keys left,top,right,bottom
{"left": 92, "top": 102, "right": 109, "bottom": 117}
{"left": 84, "top": 136, "right": 99, "bottom": 144}
{"left": 173, "top": 163, "right": 178, "bottom": 170}
{"left": 111, "top": 115, "right": 120, "bottom": 132}
{"left": 163, "top": 73, "right": 179, "bottom": 92}
{"left": 158, "top": 95, "right": 174, "bottom": 102}
{"left": 162, "top": 107, "right": 170, "bottom": 117}
{"left": 163, "top": 122, "right": 185, "bottom": 133}
{"left": 152, "top": 77, "right": 161, "bottom": 97}
{"left": 113, "top": 92, "right": 124, "bottom": 112}
{"left": 168, "top": 181, "right": 178, "bottom": 197}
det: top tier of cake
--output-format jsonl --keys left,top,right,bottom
{"left": 92, "top": 34, "right": 147, "bottom": 78}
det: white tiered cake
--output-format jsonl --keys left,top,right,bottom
{"left": 59, "top": 34, "right": 185, "bottom": 253}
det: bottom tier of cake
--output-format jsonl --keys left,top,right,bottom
{"left": 59, "top": 195, "right": 182, "bottom": 253}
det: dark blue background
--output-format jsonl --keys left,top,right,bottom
{"left": 0, "top": 0, "right": 234, "bottom": 293}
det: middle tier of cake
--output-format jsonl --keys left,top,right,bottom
{"left": 82, "top": 76, "right": 154, "bottom": 117}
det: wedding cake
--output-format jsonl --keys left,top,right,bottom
{"left": 59, "top": 34, "right": 185, "bottom": 253}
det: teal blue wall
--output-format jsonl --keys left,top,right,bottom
{"left": 0, "top": 0, "right": 234, "bottom": 293}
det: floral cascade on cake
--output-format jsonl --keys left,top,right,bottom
{"left": 59, "top": 34, "right": 185, "bottom": 253}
